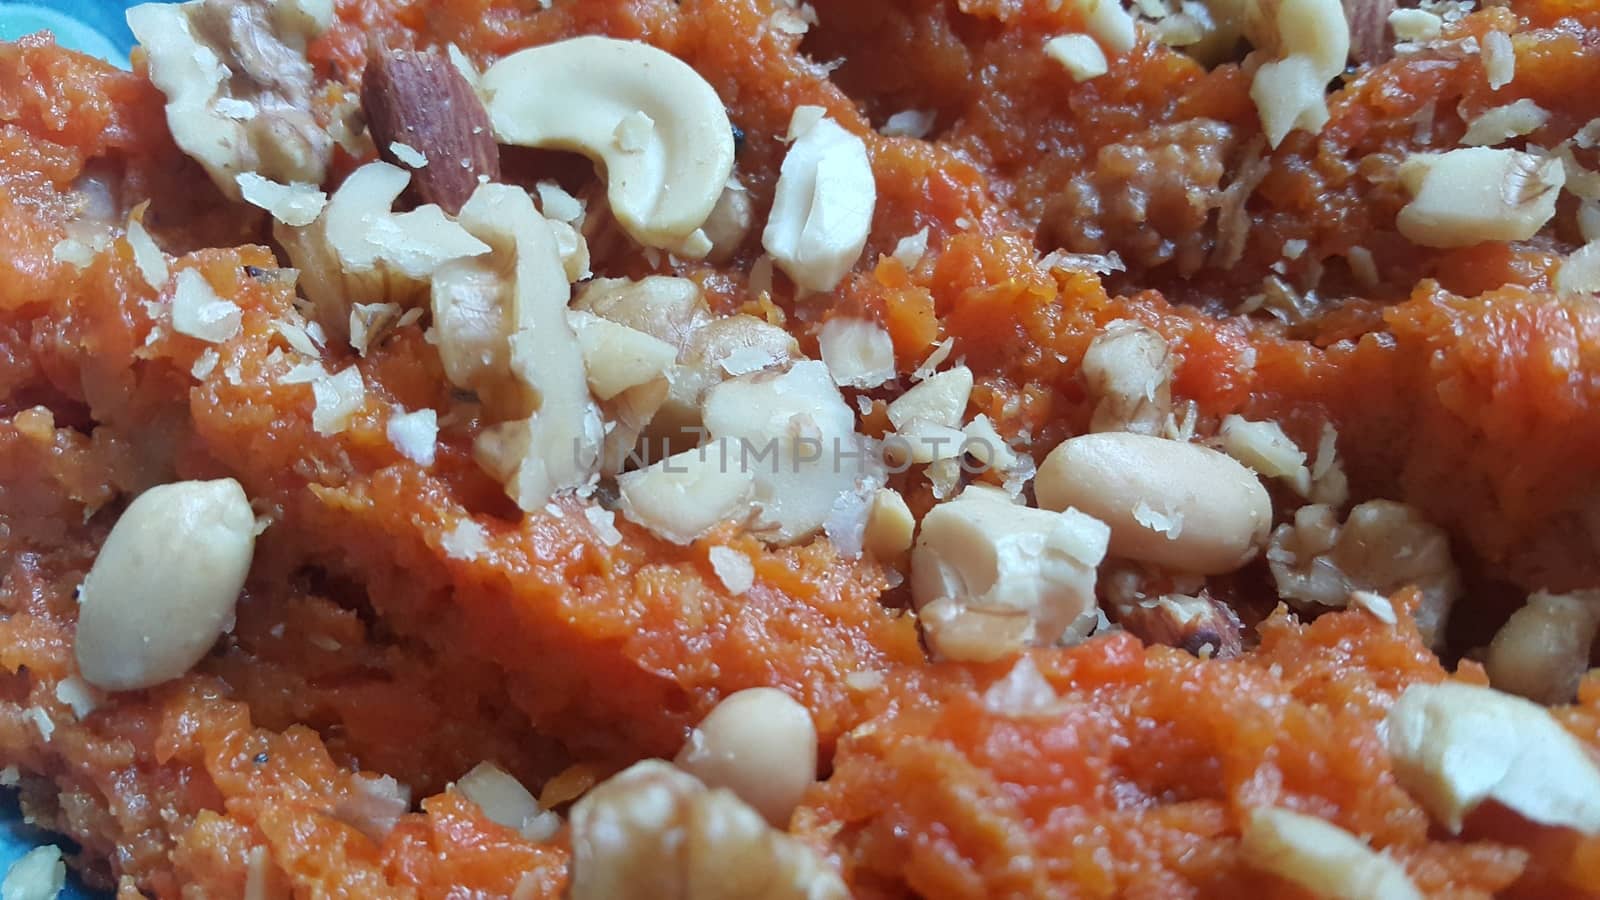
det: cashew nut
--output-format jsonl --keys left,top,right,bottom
{"left": 75, "top": 479, "right": 256, "bottom": 691}
{"left": 1241, "top": 808, "right": 1422, "bottom": 900}
{"left": 481, "top": 37, "right": 735, "bottom": 253}
{"left": 762, "top": 106, "right": 877, "bottom": 292}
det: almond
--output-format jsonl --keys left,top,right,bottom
{"left": 362, "top": 46, "right": 500, "bottom": 215}
{"left": 1343, "top": 0, "right": 1394, "bottom": 65}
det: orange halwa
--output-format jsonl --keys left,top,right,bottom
{"left": 4, "top": 0, "right": 1600, "bottom": 896}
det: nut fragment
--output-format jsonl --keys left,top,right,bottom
{"left": 762, "top": 107, "right": 877, "bottom": 292}
{"left": 886, "top": 365, "right": 973, "bottom": 431}
{"left": 569, "top": 760, "right": 847, "bottom": 900}
{"left": 675, "top": 687, "right": 818, "bottom": 826}
{"left": 171, "top": 268, "right": 243, "bottom": 344}
{"left": 702, "top": 361, "right": 872, "bottom": 544}
{"left": 1218, "top": 415, "right": 1310, "bottom": 495}
{"left": 1266, "top": 501, "right": 1459, "bottom": 647}
{"left": 1244, "top": 0, "right": 1351, "bottom": 146}
{"left": 280, "top": 161, "right": 490, "bottom": 337}
{"left": 1385, "top": 681, "right": 1600, "bottom": 833}
{"left": 1035, "top": 432, "right": 1272, "bottom": 574}
{"left": 362, "top": 46, "right": 501, "bottom": 215}
{"left": 911, "top": 485, "right": 1110, "bottom": 662}
{"left": 1459, "top": 99, "right": 1549, "bottom": 148}
{"left": 1045, "top": 34, "right": 1109, "bottom": 82}
{"left": 817, "top": 317, "right": 895, "bottom": 389}
{"left": 127, "top": 0, "right": 333, "bottom": 198}
{"left": 1100, "top": 564, "right": 1243, "bottom": 658}
{"left": 567, "top": 311, "right": 678, "bottom": 401}
{"left": 1241, "top": 807, "right": 1422, "bottom": 900}
{"left": 863, "top": 487, "right": 915, "bottom": 560}
{"left": 617, "top": 440, "right": 756, "bottom": 545}
{"left": 76, "top": 479, "right": 256, "bottom": 691}
{"left": 1082, "top": 320, "right": 1172, "bottom": 435}
{"left": 1396, "top": 148, "right": 1564, "bottom": 248}
{"left": 450, "top": 184, "right": 603, "bottom": 510}
{"left": 454, "top": 762, "right": 560, "bottom": 840}
{"left": 1486, "top": 590, "right": 1600, "bottom": 705}
{"left": 482, "top": 37, "right": 735, "bottom": 251}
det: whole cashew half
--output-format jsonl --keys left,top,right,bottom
{"left": 480, "top": 36, "right": 735, "bottom": 254}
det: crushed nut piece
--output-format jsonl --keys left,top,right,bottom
{"left": 763, "top": 107, "right": 877, "bottom": 292}
{"left": 1082, "top": 320, "right": 1173, "bottom": 435}
{"left": 912, "top": 485, "right": 1110, "bottom": 662}
{"left": 1241, "top": 807, "right": 1422, "bottom": 900}
{"left": 1386, "top": 681, "right": 1600, "bottom": 833}
{"left": 1267, "top": 500, "right": 1459, "bottom": 646}
{"left": 1396, "top": 147, "right": 1562, "bottom": 247}
{"left": 1487, "top": 590, "right": 1600, "bottom": 705}
{"left": 1045, "top": 34, "right": 1109, "bottom": 81}
{"left": 569, "top": 761, "right": 846, "bottom": 900}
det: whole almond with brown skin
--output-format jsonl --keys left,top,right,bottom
{"left": 1344, "top": 0, "right": 1396, "bottom": 65}
{"left": 362, "top": 46, "right": 500, "bottom": 215}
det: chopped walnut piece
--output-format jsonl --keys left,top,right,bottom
{"left": 1396, "top": 148, "right": 1563, "bottom": 248}
{"left": 1100, "top": 564, "right": 1244, "bottom": 658}
{"left": 1386, "top": 681, "right": 1600, "bottom": 833}
{"left": 1082, "top": 320, "right": 1173, "bottom": 436}
{"left": 1241, "top": 807, "right": 1422, "bottom": 900}
{"left": 1486, "top": 590, "right": 1600, "bottom": 705}
{"left": 127, "top": 0, "right": 333, "bottom": 198}
{"left": 1267, "top": 500, "right": 1460, "bottom": 646}
{"left": 362, "top": 46, "right": 501, "bottom": 215}
{"left": 568, "top": 760, "right": 848, "bottom": 900}
{"left": 912, "top": 486, "right": 1110, "bottom": 662}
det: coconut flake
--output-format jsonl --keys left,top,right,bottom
{"left": 236, "top": 172, "right": 327, "bottom": 227}
{"left": 126, "top": 215, "right": 168, "bottom": 290}
{"left": 388, "top": 141, "right": 429, "bottom": 169}
{"left": 172, "top": 269, "right": 243, "bottom": 343}
{"left": 387, "top": 407, "right": 438, "bottom": 466}
{"left": 1483, "top": 30, "right": 1514, "bottom": 89}
{"left": 983, "top": 656, "right": 1062, "bottom": 716}
{"left": 311, "top": 367, "right": 366, "bottom": 435}
{"left": 53, "top": 677, "right": 99, "bottom": 719}
{"left": 1350, "top": 589, "right": 1398, "bottom": 624}
{"left": 708, "top": 546, "right": 756, "bottom": 595}
{"left": 891, "top": 226, "right": 930, "bottom": 270}
{"left": 442, "top": 519, "right": 489, "bottom": 560}
{"left": 191, "top": 348, "right": 220, "bottom": 379}
{"left": 880, "top": 109, "right": 936, "bottom": 139}
{"left": 26, "top": 708, "right": 53, "bottom": 742}
{"left": 583, "top": 505, "right": 623, "bottom": 547}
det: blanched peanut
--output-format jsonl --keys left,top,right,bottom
{"left": 674, "top": 688, "right": 817, "bottom": 826}
{"left": 1487, "top": 590, "right": 1600, "bottom": 705}
{"left": 1035, "top": 432, "right": 1271, "bottom": 574}
{"left": 76, "top": 479, "right": 256, "bottom": 691}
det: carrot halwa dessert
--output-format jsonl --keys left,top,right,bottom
{"left": 5, "top": 0, "right": 1600, "bottom": 895}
